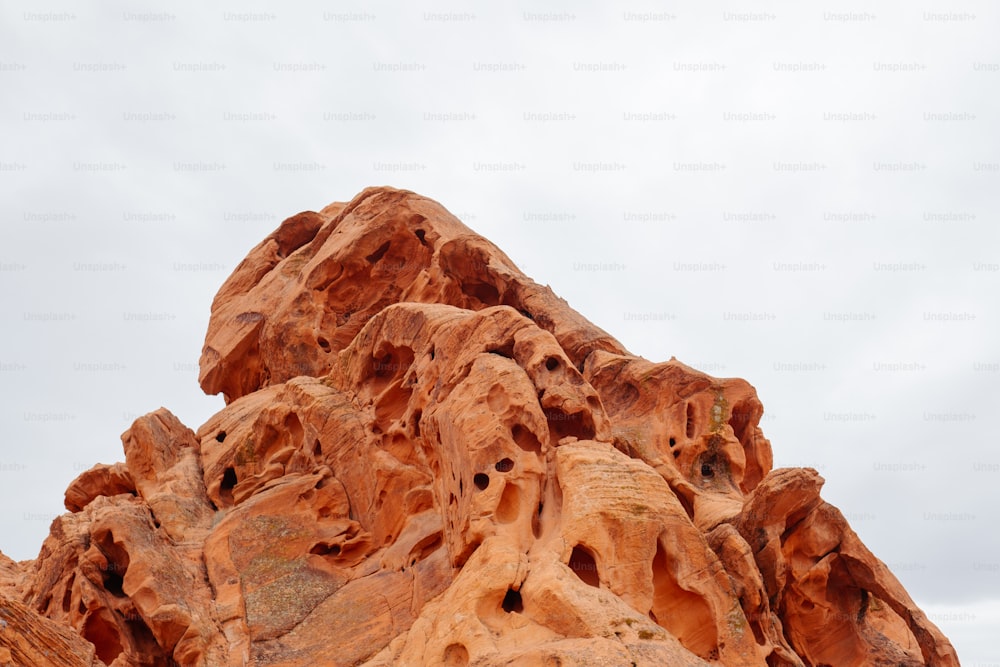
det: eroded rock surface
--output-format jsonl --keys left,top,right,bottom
{"left": 2, "top": 187, "right": 959, "bottom": 666}
{"left": 0, "top": 594, "right": 102, "bottom": 667}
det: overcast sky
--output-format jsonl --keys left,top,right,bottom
{"left": 1, "top": 1, "right": 997, "bottom": 662}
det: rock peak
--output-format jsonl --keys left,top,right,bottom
{"left": 1, "top": 188, "right": 959, "bottom": 667}
{"left": 199, "top": 185, "right": 626, "bottom": 404}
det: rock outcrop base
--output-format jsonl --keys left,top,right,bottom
{"left": 1, "top": 187, "right": 960, "bottom": 666}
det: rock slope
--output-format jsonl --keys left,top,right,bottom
{"left": 0, "top": 187, "right": 960, "bottom": 666}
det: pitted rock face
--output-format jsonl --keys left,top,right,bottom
{"left": 2, "top": 187, "right": 959, "bottom": 667}
{"left": 198, "top": 187, "right": 626, "bottom": 404}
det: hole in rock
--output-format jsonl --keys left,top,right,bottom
{"left": 487, "top": 342, "right": 514, "bottom": 359}
{"left": 317, "top": 336, "right": 331, "bottom": 353}
{"left": 502, "top": 588, "right": 523, "bottom": 613}
{"left": 61, "top": 575, "right": 74, "bottom": 612}
{"left": 669, "top": 437, "right": 676, "bottom": 448}
{"left": 103, "top": 569, "right": 124, "bottom": 598}
{"left": 459, "top": 479, "right": 464, "bottom": 495}
{"left": 374, "top": 353, "right": 395, "bottom": 379}
{"left": 511, "top": 424, "right": 542, "bottom": 454}
{"left": 83, "top": 613, "right": 124, "bottom": 665}
{"left": 545, "top": 357, "right": 560, "bottom": 372}
{"left": 463, "top": 281, "right": 500, "bottom": 306}
{"left": 545, "top": 409, "right": 596, "bottom": 442}
{"left": 415, "top": 229, "right": 428, "bottom": 245}
{"left": 701, "top": 463, "right": 714, "bottom": 478}
{"left": 569, "top": 545, "right": 599, "bottom": 587}
{"left": 124, "top": 615, "right": 164, "bottom": 663}
{"left": 473, "top": 473, "right": 490, "bottom": 490}
{"left": 729, "top": 401, "right": 753, "bottom": 441}
{"left": 858, "top": 589, "right": 870, "bottom": 622}
{"left": 672, "top": 450, "right": 680, "bottom": 459}
{"left": 442, "top": 642, "right": 469, "bottom": 666}
{"left": 94, "top": 531, "right": 129, "bottom": 599}
{"left": 495, "top": 458, "right": 514, "bottom": 473}
{"left": 284, "top": 412, "right": 304, "bottom": 444}
{"left": 496, "top": 483, "right": 520, "bottom": 524}
{"left": 365, "top": 241, "right": 391, "bottom": 264}
{"left": 215, "top": 431, "right": 226, "bottom": 443}
{"left": 312, "top": 439, "right": 322, "bottom": 457}
{"left": 686, "top": 402, "right": 696, "bottom": 439}
{"left": 429, "top": 347, "right": 435, "bottom": 360}
{"left": 370, "top": 346, "right": 415, "bottom": 395}
{"left": 310, "top": 543, "right": 341, "bottom": 557}
{"left": 219, "top": 467, "right": 237, "bottom": 506}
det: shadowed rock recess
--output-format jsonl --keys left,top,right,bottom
{"left": 1, "top": 187, "right": 959, "bottom": 666}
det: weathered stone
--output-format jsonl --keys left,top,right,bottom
{"left": 0, "top": 593, "right": 102, "bottom": 667}
{"left": 0, "top": 187, "right": 958, "bottom": 666}
{"left": 64, "top": 464, "right": 135, "bottom": 514}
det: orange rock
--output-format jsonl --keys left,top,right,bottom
{"left": 0, "top": 551, "right": 27, "bottom": 600}
{"left": 24, "top": 412, "right": 228, "bottom": 666}
{"left": 736, "top": 467, "right": 958, "bottom": 666}
{"left": 64, "top": 464, "right": 135, "bottom": 514}
{"left": 4, "top": 187, "right": 959, "bottom": 666}
{"left": 0, "top": 593, "right": 103, "bottom": 666}
{"left": 198, "top": 187, "right": 625, "bottom": 404}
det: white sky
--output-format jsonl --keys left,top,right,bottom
{"left": 1, "top": 1, "right": 997, "bottom": 662}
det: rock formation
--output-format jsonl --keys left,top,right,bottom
{"left": 0, "top": 187, "right": 960, "bottom": 666}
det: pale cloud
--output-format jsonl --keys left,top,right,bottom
{"left": 1, "top": 1, "right": 996, "bottom": 662}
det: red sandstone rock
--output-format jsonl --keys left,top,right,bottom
{"left": 0, "top": 552, "right": 26, "bottom": 601}
{"left": 0, "top": 593, "right": 102, "bottom": 666}
{"left": 2, "top": 187, "right": 959, "bottom": 666}
{"left": 64, "top": 464, "right": 135, "bottom": 514}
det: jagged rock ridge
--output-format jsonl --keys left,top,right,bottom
{"left": 0, "top": 187, "right": 960, "bottom": 666}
